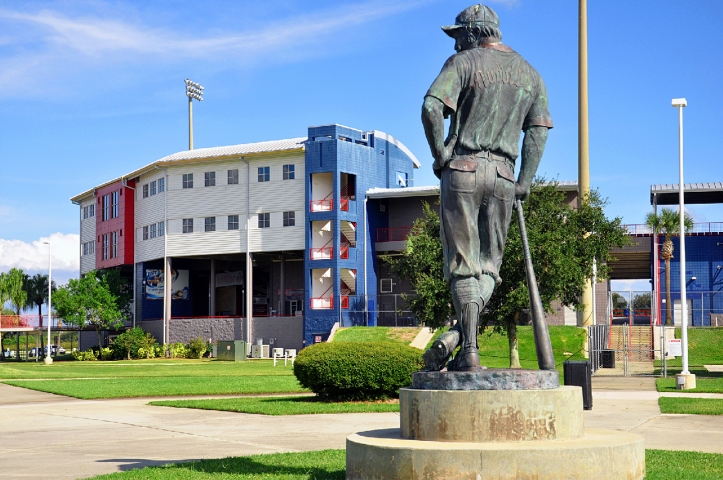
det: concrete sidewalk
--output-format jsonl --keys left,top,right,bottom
{"left": 2, "top": 379, "right": 723, "bottom": 479}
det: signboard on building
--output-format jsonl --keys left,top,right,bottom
{"left": 667, "top": 338, "right": 682, "bottom": 357}
{"left": 145, "top": 269, "right": 189, "bottom": 300}
{"left": 216, "top": 271, "right": 244, "bottom": 288}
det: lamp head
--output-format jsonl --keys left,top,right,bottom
{"left": 672, "top": 98, "right": 687, "bottom": 107}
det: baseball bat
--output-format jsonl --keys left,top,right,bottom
{"left": 515, "top": 198, "right": 556, "bottom": 370}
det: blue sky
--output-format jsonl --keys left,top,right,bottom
{"left": 1, "top": 0, "right": 722, "bottom": 286}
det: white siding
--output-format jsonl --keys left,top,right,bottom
{"left": 163, "top": 154, "right": 305, "bottom": 257}
{"left": 79, "top": 198, "right": 96, "bottom": 274}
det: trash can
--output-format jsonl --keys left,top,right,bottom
{"left": 216, "top": 340, "right": 247, "bottom": 361}
{"left": 599, "top": 350, "right": 616, "bottom": 368}
{"left": 564, "top": 360, "right": 592, "bottom": 410}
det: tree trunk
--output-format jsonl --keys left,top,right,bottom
{"left": 96, "top": 327, "right": 103, "bottom": 357}
{"left": 38, "top": 303, "right": 43, "bottom": 328}
{"left": 508, "top": 312, "right": 521, "bottom": 369}
{"left": 665, "top": 258, "right": 673, "bottom": 326}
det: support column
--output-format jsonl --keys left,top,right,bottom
{"left": 210, "top": 258, "right": 216, "bottom": 316}
{"left": 279, "top": 254, "right": 286, "bottom": 315}
{"left": 246, "top": 253, "right": 253, "bottom": 343}
{"left": 164, "top": 257, "right": 172, "bottom": 346}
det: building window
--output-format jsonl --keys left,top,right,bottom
{"left": 102, "top": 194, "right": 110, "bottom": 221}
{"left": 111, "top": 191, "right": 119, "bottom": 218}
{"left": 205, "top": 217, "right": 216, "bottom": 232}
{"left": 158, "top": 177, "right": 165, "bottom": 193}
{"left": 205, "top": 171, "right": 216, "bottom": 187}
{"left": 158, "top": 221, "right": 165, "bottom": 236}
{"left": 150, "top": 180, "right": 157, "bottom": 196}
{"left": 83, "top": 205, "right": 95, "bottom": 219}
{"left": 183, "top": 218, "right": 193, "bottom": 233}
{"left": 228, "top": 215, "right": 239, "bottom": 230}
{"left": 258, "top": 213, "right": 270, "bottom": 228}
{"left": 258, "top": 166, "right": 270, "bottom": 182}
{"left": 228, "top": 169, "right": 239, "bottom": 185}
{"left": 150, "top": 223, "right": 157, "bottom": 239}
{"left": 82, "top": 241, "right": 95, "bottom": 256}
{"left": 102, "top": 234, "right": 109, "bottom": 260}
{"left": 110, "top": 231, "right": 118, "bottom": 258}
{"left": 183, "top": 174, "right": 193, "bottom": 189}
{"left": 142, "top": 226, "right": 149, "bottom": 241}
{"left": 283, "top": 211, "right": 295, "bottom": 227}
{"left": 283, "top": 164, "right": 295, "bottom": 180}
{"left": 142, "top": 184, "right": 149, "bottom": 198}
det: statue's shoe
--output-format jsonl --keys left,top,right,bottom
{"left": 453, "top": 348, "right": 480, "bottom": 371}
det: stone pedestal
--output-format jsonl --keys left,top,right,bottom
{"left": 346, "top": 369, "right": 645, "bottom": 479}
{"left": 676, "top": 372, "right": 697, "bottom": 390}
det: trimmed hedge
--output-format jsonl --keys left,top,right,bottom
{"left": 293, "top": 342, "right": 423, "bottom": 401}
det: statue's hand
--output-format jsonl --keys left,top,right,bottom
{"left": 515, "top": 182, "right": 530, "bottom": 201}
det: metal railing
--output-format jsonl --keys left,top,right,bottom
{"left": 310, "top": 246, "right": 333, "bottom": 260}
{"left": 310, "top": 199, "right": 333, "bottom": 212}
{"left": 0, "top": 315, "right": 71, "bottom": 330}
{"left": 622, "top": 222, "right": 723, "bottom": 236}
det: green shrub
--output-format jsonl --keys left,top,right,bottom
{"left": 155, "top": 344, "right": 165, "bottom": 358}
{"left": 169, "top": 342, "right": 188, "bottom": 358}
{"left": 293, "top": 342, "right": 423, "bottom": 401}
{"left": 187, "top": 337, "right": 208, "bottom": 359}
{"left": 111, "top": 327, "right": 158, "bottom": 360}
{"left": 72, "top": 349, "right": 98, "bottom": 361}
{"left": 100, "top": 347, "right": 113, "bottom": 360}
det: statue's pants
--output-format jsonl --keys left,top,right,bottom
{"left": 440, "top": 150, "right": 516, "bottom": 311}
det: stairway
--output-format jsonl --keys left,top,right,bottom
{"left": 340, "top": 269, "right": 356, "bottom": 294}
{"left": 340, "top": 221, "right": 356, "bottom": 247}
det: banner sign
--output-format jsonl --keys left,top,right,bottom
{"left": 145, "top": 269, "right": 189, "bottom": 300}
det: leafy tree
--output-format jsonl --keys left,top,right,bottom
{"left": 112, "top": 327, "right": 157, "bottom": 360}
{"left": 645, "top": 208, "right": 694, "bottom": 325}
{"left": 3, "top": 268, "right": 27, "bottom": 316}
{"left": 611, "top": 292, "right": 629, "bottom": 313}
{"left": 24, "top": 273, "right": 56, "bottom": 327}
{"left": 96, "top": 269, "right": 132, "bottom": 321}
{"left": 632, "top": 292, "right": 652, "bottom": 311}
{"left": 53, "top": 271, "right": 124, "bottom": 349}
{"left": 388, "top": 181, "right": 629, "bottom": 368}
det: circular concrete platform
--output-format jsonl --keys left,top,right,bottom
{"left": 399, "top": 386, "right": 584, "bottom": 443}
{"left": 346, "top": 427, "right": 645, "bottom": 480}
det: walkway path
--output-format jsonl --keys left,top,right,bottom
{"left": 2, "top": 377, "right": 723, "bottom": 479}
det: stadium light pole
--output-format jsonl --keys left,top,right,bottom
{"left": 672, "top": 97, "right": 695, "bottom": 389}
{"left": 185, "top": 79, "right": 204, "bottom": 150}
{"left": 42, "top": 241, "right": 52, "bottom": 365}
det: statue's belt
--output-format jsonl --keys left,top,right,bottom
{"left": 447, "top": 149, "right": 514, "bottom": 176}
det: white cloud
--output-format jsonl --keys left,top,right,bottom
{"left": 0, "top": 1, "right": 429, "bottom": 97}
{"left": 0, "top": 232, "right": 79, "bottom": 273}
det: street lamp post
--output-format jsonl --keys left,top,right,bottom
{"left": 42, "top": 241, "right": 52, "bottom": 365}
{"left": 672, "top": 98, "right": 695, "bottom": 390}
{"left": 185, "top": 79, "right": 204, "bottom": 150}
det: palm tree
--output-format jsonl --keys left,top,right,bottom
{"left": 24, "top": 274, "right": 55, "bottom": 327}
{"left": 645, "top": 208, "right": 693, "bottom": 325}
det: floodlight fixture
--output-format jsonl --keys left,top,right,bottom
{"left": 671, "top": 98, "right": 687, "bottom": 107}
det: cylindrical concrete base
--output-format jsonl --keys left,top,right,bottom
{"left": 400, "top": 386, "right": 583, "bottom": 442}
{"left": 346, "top": 427, "right": 645, "bottom": 480}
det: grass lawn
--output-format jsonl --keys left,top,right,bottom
{"left": 1, "top": 359, "right": 306, "bottom": 399}
{"left": 150, "top": 396, "right": 399, "bottom": 415}
{"left": 83, "top": 449, "right": 723, "bottom": 479}
{"left": 477, "top": 326, "right": 587, "bottom": 372}
{"left": 656, "top": 377, "right": 723, "bottom": 394}
{"left": 332, "top": 326, "right": 420, "bottom": 344}
{"left": 660, "top": 328, "right": 723, "bottom": 368}
{"left": 659, "top": 397, "right": 723, "bottom": 415}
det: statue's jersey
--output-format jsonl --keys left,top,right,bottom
{"left": 426, "top": 43, "right": 553, "bottom": 161}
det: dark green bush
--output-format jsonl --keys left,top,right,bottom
{"left": 293, "top": 342, "right": 423, "bottom": 401}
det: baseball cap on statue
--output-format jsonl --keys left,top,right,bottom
{"left": 441, "top": 4, "right": 499, "bottom": 38}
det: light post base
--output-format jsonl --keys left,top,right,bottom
{"left": 676, "top": 373, "right": 696, "bottom": 390}
{"left": 43, "top": 356, "right": 53, "bottom": 365}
